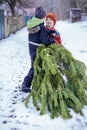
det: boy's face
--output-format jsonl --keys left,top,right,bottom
{"left": 46, "top": 17, "right": 54, "bottom": 29}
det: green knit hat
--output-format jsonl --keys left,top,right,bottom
{"left": 27, "top": 17, "right": 43, "bottom": 29}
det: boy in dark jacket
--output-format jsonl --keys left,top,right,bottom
{"left": 22, "top": 7, "right": 55, "bottom": 93}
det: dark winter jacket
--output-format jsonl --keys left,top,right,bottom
{"left": 27, "top": 17, "right": 55, "bottom": 63}
{"left": 46, "top": 26, "right": 62, "bottom": 45}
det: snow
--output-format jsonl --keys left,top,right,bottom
{"left": 0, "top": 20, "right": 87, "bottom": 130}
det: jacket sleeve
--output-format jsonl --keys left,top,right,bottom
{"left": 50, "top": 30, "right": 62, "bottom": 44}
{"left": 39, "top": 24, "right": 55, "bottom": 45}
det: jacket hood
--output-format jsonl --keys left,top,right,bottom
{"left": 27, "top": 17, "right": 43, "bottom": 29}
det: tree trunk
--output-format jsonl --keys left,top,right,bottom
{"left": 5, "top": 0, "right": 16, "bottom": 16}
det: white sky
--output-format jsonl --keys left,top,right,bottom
{"left": 0, "top": 20, "right": 87, "bottom": 130}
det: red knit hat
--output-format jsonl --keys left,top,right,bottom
{"left": 46, "top": 12, "right": 57, "bottom": 25}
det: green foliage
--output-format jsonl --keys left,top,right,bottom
{"left": 24, "top": 44, "right": 87, "bottom": 119}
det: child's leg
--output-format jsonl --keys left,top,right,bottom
{"left": 22, "top": 67, "right": 34, "bottom": 93}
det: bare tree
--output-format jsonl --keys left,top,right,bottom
{"left": 0, "top": 0, "right": 22, "bottom": 16}
{"left": 2, "top": 0, "right": 86, "bottom": 19}
{"left": 0, "top": 0, "right": 4, "bottom": 4}
{"left": 21, "top": 0, "right": 41, "bottom": 8}
{"left": 4, "top": 0, "right": 16, "bottom": 16}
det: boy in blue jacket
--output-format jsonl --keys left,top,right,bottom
{"left": 22, "top": 6, "right": 55, "bottom": 93}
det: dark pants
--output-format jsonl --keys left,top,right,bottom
{"left": 22, "top": 52, "right": 35, "bottom": 89}
{"left": 22, "top": 66, "right": 34, "bottom": 88}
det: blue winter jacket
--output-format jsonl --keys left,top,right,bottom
{"left": 27, "top": 17, "right": 55, "bottom": 63}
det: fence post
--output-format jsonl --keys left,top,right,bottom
{"left": 0, "top": 9, "right": 5, "bottom": 40}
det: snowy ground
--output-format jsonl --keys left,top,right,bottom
{"left": 0, "top": 21, "right": 87, "bottom": 130}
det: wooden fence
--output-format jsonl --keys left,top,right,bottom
{"left": 5, "top": 15, "right": 25, "bottom": 37}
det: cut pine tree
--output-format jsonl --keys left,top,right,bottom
{"left": 24, "top": 44, "right": 87, "bottom": 119}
